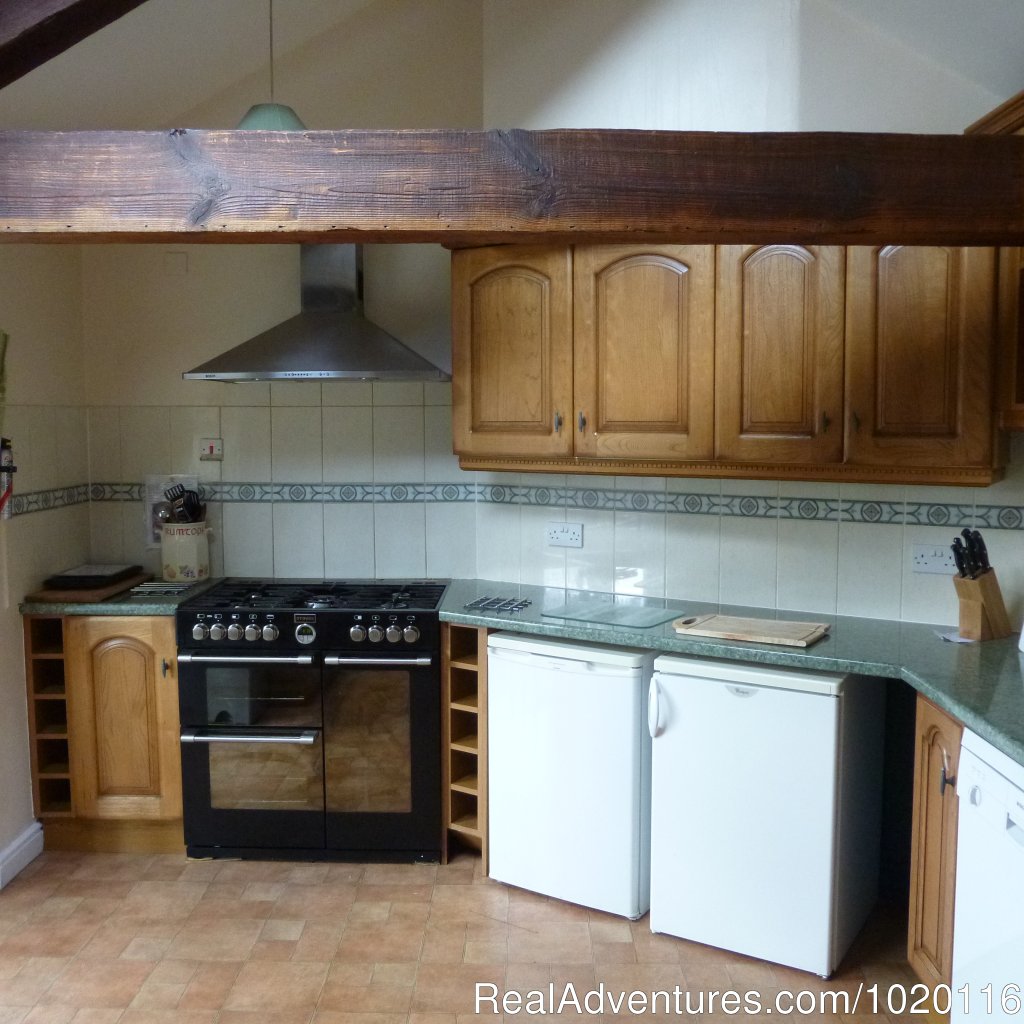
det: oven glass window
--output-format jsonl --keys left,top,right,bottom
{"left": 324, "top": 669, "right": 412, "bottom": 813}
{"left": 208, "top": 735, "right": 325, "bottom": 812}
{"left": 204, "top": 666, "right": 322, "bottom": 728}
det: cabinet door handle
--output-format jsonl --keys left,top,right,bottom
{"left": 161, "top": 659, "right": 172, "bottom": 678}
{"left": 821, "top": 411, "right": 831, "bottom": 434}
{"left": 578, "top": 411, "right": 587, "bottom": 433}
{"left": 851, "top": 410, "right": 861, "bottom": 433}
{"left": 940, "top": 748, "right": 956, "bottom": 796}
{"left": 553, "top": 411, "right": 563, "bottom": 434}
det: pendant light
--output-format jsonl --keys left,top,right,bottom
{"left": 237, "top": 0, "right": 306, "bottom": 129}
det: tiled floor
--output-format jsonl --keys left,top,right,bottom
{"left": 0, "top": 850, "right": 920, "bottom": 1022}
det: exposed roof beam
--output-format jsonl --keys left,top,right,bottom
{"left": 0, "top": 0, "right": 150, "bottom": 90}
{"left": 1, "top": 127, "right": 1022, "bottom": 245}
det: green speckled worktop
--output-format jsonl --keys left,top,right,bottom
{"left": 19, "top": 580, "right": 216, "bottom": 617}
{"left": 440, "top": 579, "right": 1024, "bottom": 769}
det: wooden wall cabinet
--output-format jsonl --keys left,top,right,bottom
{"left": 441, "top": 623, "right": 488, "bottom": 869}
{"left": 452, "top": 242, "right": 1001, "bottom": 484}
{"left": 452, "top": 243, "right": 716, "bottom": 463}
{"left": 907, "top": 694, "right": 962, "bottom": 990}
{"left": 65, "top": 616, "right": 182, "bottom": 822}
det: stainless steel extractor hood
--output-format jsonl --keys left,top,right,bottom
{"left": 183, "top": 245, "right": 450, "bottom": 382}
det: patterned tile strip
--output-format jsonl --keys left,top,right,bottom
{"left": 12, "top": 481, "right": 1024, "bottom": 531}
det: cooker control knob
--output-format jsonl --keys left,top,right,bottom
{"left": 244, "top": 623, "right": 261, "bottom": 642}
{"left": 208, "top": 623, "right": 227, "bottom": 641}
{"left": 367, "top": 625, "right": 384, "bottom": 643}
{"left": 349, "top": 624, "right": 366, "bottom": 642}
{"left": 262, "top": 624, "right": 280, "bottom": 641}
{"left": 192, "top": 623, "right": 209, "bottom": 641}
{"left": 386, "top": 624, "right": 402, "bottom": 643}
{"left": 403, "top": 625, "right": 421, "bottom": 644}
{"left": 227, "top": 623, "right": 243, "bottom": 641}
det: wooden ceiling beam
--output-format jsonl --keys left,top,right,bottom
{"left": 1, "top": 127, "right": 1023, "bottom": 245}
{"left": 0, "top": 0, "right": 151, "bottom": 90}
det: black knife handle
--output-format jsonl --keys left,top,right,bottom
{"left": 970, "top": 529, "right": 990, "bottom": 572}
{"left": 951, "top": 539, "right": 968, "bottom": 578}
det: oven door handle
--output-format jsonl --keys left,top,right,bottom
{"left": 323, "top": 655, "right": 433, "bottom": 667}
{"left": 177, "top": 653, "right": 316, "bottom": 666}
{"left": 180, "top": 729, "right": 320, "bottom": 745}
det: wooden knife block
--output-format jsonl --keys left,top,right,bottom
{"left": 953, "top": 569, "right": 1012, "bottom": 641}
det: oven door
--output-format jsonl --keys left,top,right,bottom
{"left": 178, "top": 652, "right": 325, "bottom": 853}
{"left": 322, "top": 653, "right": 441, "bottom": 857}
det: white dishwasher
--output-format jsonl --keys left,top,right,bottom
{"left": 648, "top": 655, "right": 884, "bottom": 977}
{"left": 951, "top": 729, "right": 1024, "bottom": 1023}
{"left": 487, "top": 632, "right": 654, "bottom": 918}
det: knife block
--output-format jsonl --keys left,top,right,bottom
{"left": 953, "top": 569, "right": 1012, "bottom": 641}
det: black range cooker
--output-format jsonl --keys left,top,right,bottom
{"left": 175, "top": 578, "right": 448, "bottom": 861}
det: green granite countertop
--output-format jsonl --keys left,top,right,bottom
{"left": 440, "top": 578, "right": 1024, "bottom": 769}
{"left": 19, "top": 580, "right": 216, "bottom": 617}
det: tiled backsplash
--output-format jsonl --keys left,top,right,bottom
{"left": 10, "top": 392, "right": 1024, "bottom": 629}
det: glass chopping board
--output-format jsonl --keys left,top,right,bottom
{"left": 541, "top": 596, "right": 681, "bottom": 628}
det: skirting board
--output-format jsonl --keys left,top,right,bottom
{"left": 0, "top": 821, "right": 43, "bottom": 889}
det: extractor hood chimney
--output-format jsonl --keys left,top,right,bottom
{"left": 183, "top": 245, "right": 451, "bottom": 382}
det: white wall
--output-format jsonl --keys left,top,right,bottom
{"left": 0, "top": 246, "right": 89, "bottom": 856}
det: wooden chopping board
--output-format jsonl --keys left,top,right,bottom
{"left": 24, "top": 572, "right": 152, "bottom": 604}
{"left": 672, "top": 613, "right": 830, "bottom": 647}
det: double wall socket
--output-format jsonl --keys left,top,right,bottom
{"left": 912, "top": 543, "right": 956, "bottom": 574}
{"left": 546, "top": 522, "right": 584, "bottom": 548}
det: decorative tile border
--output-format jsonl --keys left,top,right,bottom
{"left": 12, "top": 480, "right": 1024, "bottom": 532}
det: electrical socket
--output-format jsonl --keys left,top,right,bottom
{"left": 912, "top": 543, "right": 956, "bottom": 575}
{"left": 198, "top": 437, "right": 224, "bottom": 462}
{"left": 546, "top": 522, "right": 584, "bottom": 548}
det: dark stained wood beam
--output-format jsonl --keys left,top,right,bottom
{"left": 0, "top": 0, "right": 151, "bottom": 89}
{"left": 1, "top": 128, "right": 1024, "bottom": 246}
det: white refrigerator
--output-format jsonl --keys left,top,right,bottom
{"left": 648, "top": 655, "right": 884, "bottom": 977}
{"left": 487, "top": 632, "right": 654, "bottom": 918}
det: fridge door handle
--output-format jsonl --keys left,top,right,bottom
{"left": 648, "top": 677, "right": 664, "bottom": 738}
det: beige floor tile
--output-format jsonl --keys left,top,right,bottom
{"left": 313, "top": 1013, "right": 407, "bottom": 1024}
{"left": 120, "top": 882, "right": 207, "bottom": 922}
{"left": 127, "top": 981, "right": 187, "bottom": 1009}
{"left": 120, "top": 937, "right": 173, "bottom": 962}
{"left": 507, "top": 920, "right": 593, "bottom": 964}
{"left": 250, "top": 939, "right": 299, "bottom": 960}
{"left": 176, "top": 961, "right": 241, "bottom": 1011}
{"left": 370, "top": 962, "right": 418, "bottom": 987}
{"left": 316, "top": 981, "right": 413, "bottom": 1013}
{"left": 0, "top": 972, "right": 56, "bottom": 1008}
{"left": 164, "top": 919, "right": 263, "bottom": 962}
{"left": 0, "top": 921, "right": 100, "bottom": 959}
{"left": 335, "top": 922, "right": 426, "bottom": 962}
{"left": 222, "top": 959, "right": 329, "bottom": 1013}
{"left": 22, "top": 1006, "right": 75, "bottom": 1023}
{"left": 411, "top": 963, "right": 506, "bottom": 1014}
{"left": 38, "top": 958, "right": 154, "bottom": 1009}
{"left": 119, "top": 1011, "right": 218, "bottom": 1023}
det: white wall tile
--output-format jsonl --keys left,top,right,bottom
{"left": 322, "top": 383, "right": 373, "bottom": 407}
{"left": 270, "top": 382, "right": 321, "bottom": 407}
{"left": 424, "top": 383, "right": 452, "bottom": 407}
{"left": 373, "top": 503, "right": 426, "bottom": 578}
{"left": 373, "top": 382, "right": 424, "bottom": 407}
{"left": 476, "top": 500, "right": 521, "bottom": 583}
{"left": 836, "top": 521, "right": 903, "bottom": 619}
{"left": 273, "top": 503, "right": 325, "bottom": 577}
{"left": 424, "top": 406, "right": 462, "bottom": 484}
{"left": 613, "top": 511, "right": 665, "bottom": 597}
{"left": 170, "top": 406, "right": 222, "bottom": 482}
{"left": 520, "top": 504, "right": 567, "bottom": 588}
{"left": 221, "top": 407, "right": 271, "bottom": 481}
{"left": 272, "top": 407, "right": 323, "bottom": 484}
{"left": 324, "top": 503, "right": 376, "bottom": 578}
{"left": 665, "top": 511, "right": 721, "bottom": 604}
{"left": 719, "top": 515, "right": 778, "bottom": 608}
{"left": 426, "top": 503, "right": 477, "bottom": 578}
{"left": 121, "top": 502, "right": 161, "bottom": 575}
{"left": 900, "top": 525, "right": 960, "bottom": 626}
{"left": 373, "top": 406, "right": 424, "bottom": 483}
{"left": 88, "top": 503, "right": 124, "bottom": 563}
{"left": 566, "top": 509, "right": 615, "bottom": 593}
{"left": 222, "top": 503, "right": 274, "bottom": 577}
{"left": 54, "top": 407, "right": 88, "bottom": 488}
{"left": 323, "top": 406, "right": 373, "bottom": 483}
{"left": 87, "top": 407, "right": 121, "bottom": 484}
{"left": 777, "top": 519, "right": 839, "bottom": 614}
{"left": 121, "top": 407, "right": 172, "bottom": 483}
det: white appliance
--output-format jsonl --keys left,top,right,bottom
{"left": 951, "top": 729, "right": 1024, "bottom": 1023}
{"left": 487, "top": 632, "right": 654, "bottom": 918}
{"left": 648, "top": 655, "right": 884, "bottom": 977}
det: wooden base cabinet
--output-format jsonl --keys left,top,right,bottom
{"left": 441, "top": 624, "right": 488, "bottom": 868}
{"left": 907, "top": 695, "right": 963, "bottom": 991}
{"left": 65, "top": 616, "right": 182, "bottom": 823}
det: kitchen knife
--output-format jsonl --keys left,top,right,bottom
{"left": 970, "top": 529, "right": 991, "bottom": 572}
{"left": 961, "top": 528, "right": 981, "bottom": 578}
{"left": 951, "top": 538, "right": 969, "bottom": 578}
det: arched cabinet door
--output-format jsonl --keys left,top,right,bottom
{"left": 573, "top": 245, "right": 715, "bottom": 460}
{"left": 66, "top": 616, "right": 181, "bottom": 820}
{"left": 451, "top": 245, "right": 573, "bottom": 459}
{"left": 715, "top": 244, "right": 845, "bottom": 464}
{"left": 845, "top": 245, "right": 996, "bottom": 469}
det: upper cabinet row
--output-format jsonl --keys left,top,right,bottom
{"left": 450, "top": 244, "right": 1002, "bottom": 485}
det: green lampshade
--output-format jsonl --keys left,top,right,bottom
{"left": 236, "top": 103, "right": 306, "bottom": 129}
